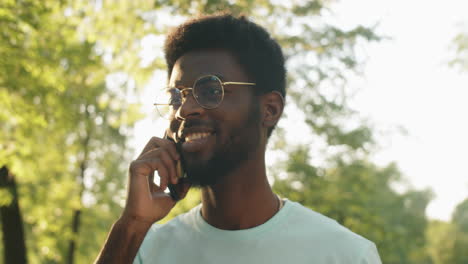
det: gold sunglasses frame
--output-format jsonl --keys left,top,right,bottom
{"left": 154, "top": 75, "right": 255, "bottom": 116}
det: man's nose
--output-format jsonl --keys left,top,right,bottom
{"left": 175, "top": 91, "right": 204, "bottom": 120}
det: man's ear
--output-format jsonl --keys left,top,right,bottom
{"left": 261, "top": 91, "right": 284, "bottom": 128}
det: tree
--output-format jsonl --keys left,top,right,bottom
{"left": 0, "top": 167, "right": 27, "bottom": 264}
{"left": 446, "top": 21, "right": 468, "bottom": 264}
{"left": 426, "top": 220, "right": 456, "bottom": 264}
{"left": 451, "top": 28, "right": 468, "bottom": 71}
{"left": 1, "top": 1, "right": 154, "bottom": 263}
{"left": 451, "top": 198, "right": 468, "bottom": 264}
{"left": 1, "top": 2, "right": 56, "bottom": 263}
{"left": 425, "top": 198, "right": 468, "bottom": 264}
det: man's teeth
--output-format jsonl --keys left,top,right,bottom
{"left": 185, "top": 132, "right": 211, "bottom": 142}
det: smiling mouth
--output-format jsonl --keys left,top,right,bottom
{"left": 185, "top": 132, "right": 213, "bottom": 142}
{"left": 178, "top": 127, "right": 216, "bottom": 142}
{"left": 180, "top": 131, "right": 216, "bottom": 153}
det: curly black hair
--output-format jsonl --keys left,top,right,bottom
{"left": 164, "top": 13, "right": 286, "bottom": 137}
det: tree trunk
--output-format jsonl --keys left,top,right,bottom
{"left": 0, "top": 166, "right": 27, "bottom": 264}
{"left": 66, "top": 154, "right": 87, "bottom": 264}
{"left": 67, "top": 108, "right": 91, "bottom": 264}
{"left": 67, "top": 208, "right": 81, "bottom": 264}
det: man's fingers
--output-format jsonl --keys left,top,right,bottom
{"left": 138, "top": 137, "right": 180, "bottom": 161}
{"left": 138, "top": 148, "right": 178, "bottom": 185}
{"left": 148, "top": 171, "right": 155, "bottom": 191}
{"left": 129, "top": 158, "right": 170, "bottom": 191}
{"left": 152, "top": 161, "right": 169, "bottom": 191}
{"left": 138, "top": 136, "right": 160, "bottom": 157}
{"left": 159, "top": 152, "right": 178, "bottom": 185}
{"left": 150, "top": 182, "right": 162, "bottom": 193}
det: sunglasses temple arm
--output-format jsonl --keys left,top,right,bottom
{"left": 222, "top": 82, "right": 255, "bottom": 86}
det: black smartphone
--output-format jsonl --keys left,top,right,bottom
{"left": 163, "top": 132, "right": 188, "bottom": 201}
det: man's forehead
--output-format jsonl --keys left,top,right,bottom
{"left": 169, "top": 49, "right": 246, "bottom": 84}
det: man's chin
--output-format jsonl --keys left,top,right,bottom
{"left": 184, "top": 165, "right": 220, "bottom": 187}
{"left": 183, "top": 155, "right": 229, "bottom": 187}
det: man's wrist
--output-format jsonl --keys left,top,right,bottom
{"left": 116, "top": 215, "right": 155, "bottom": 233}
{"left": 94, "top": 216, "right": 154, "bottom": 264}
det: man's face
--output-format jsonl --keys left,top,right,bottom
{"left": 168, "top": 49, "right": 261, "bottom": 187}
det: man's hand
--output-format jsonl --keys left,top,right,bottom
{"left": 95, "top": 136, "right": 190, "bottom": 264}
{"left": 123, "top": 136, "right": 190, "bottom": 224}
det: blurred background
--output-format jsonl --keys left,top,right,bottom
{"left": 1, "top": 0, "right": 467, "bottom": 263}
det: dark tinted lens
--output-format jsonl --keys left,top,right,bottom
{"left": 194, "top": 76, "right": 223, "bottom": 109}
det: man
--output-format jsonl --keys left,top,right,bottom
{"left": 95, "top": 14, "right": 382, "bottom": 264}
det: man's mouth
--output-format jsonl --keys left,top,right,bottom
{"left": 178, "top": 128, "right": 216, "bottom": 153}
{"left": 185, "top": 132, "right": 213, "bottom": 142}
{"left": 178, "top": 127, "right": 215, "bottom": 142}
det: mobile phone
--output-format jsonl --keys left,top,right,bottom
{"left": 163, "top": 132, "right": 187, "bottom": 201}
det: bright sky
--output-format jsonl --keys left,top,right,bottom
{"left": 131, "top": 0, "right": 468, "bottom": 221}
{"left": 329, "top": 0, "right": 468, "bottom": 221}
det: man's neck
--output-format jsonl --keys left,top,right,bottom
{"left": 199, "top": 155, "right": 279, "bottom": 230}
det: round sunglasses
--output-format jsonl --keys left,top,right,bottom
{"left": 154, "top": 75, "right": 255, "bottom": 119}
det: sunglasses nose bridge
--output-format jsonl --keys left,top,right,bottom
{"left": 174, "top": 88, "right": 205, "bottom": 119}
{"left": 175, "top": 88, "right": 196, "bottom": 106}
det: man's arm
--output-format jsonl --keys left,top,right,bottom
{"left": 95, "top": 217, "right": 153, "bottom": 264}
{"left": 94, "top": 137, "right": 190, "bottom": 264}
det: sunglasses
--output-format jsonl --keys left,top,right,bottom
{"left": 154, "top": 75, "right": 255, "bottom": 119}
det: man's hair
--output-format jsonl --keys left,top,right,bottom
{"left": 164, "top": 13, "right": 286, "bottom": 136}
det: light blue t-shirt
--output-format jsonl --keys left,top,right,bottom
{"left": 134, "top": 199, "right": 382, "bottom": 264}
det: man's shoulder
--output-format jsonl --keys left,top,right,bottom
{"left": 279, "top": 201, "right": 381, "bottom": 262}
{"left": 284, "top": 201, "right": 376, "bottom": 253}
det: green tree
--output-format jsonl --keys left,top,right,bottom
{"left": 426, "top": 220, "right": 456, "bottom": 264}
{"left": 0, "top": 167, "right": 26, "bottom": 264}
{"left": 451, "top": 28, "right": 468, "bottom": 70}
{"left": 451, "top": 198, "right": 468, "bottom": 264}
{"left": 425, "top": 199, "right": 468, "bottom": 264}
{"left": 447, "top": 21, "right": 468, "bottom": 264}
{"left": 1, "top": 1, "right": 154, "bottom": 263}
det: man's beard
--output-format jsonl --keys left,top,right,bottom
{"left": 182, "top": 100, "right": 261, "bottom": 187}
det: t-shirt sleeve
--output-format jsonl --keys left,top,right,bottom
{"left": 131, "top": 223, "right": 161, "bottom": 264}
{"left": 360, "top": 243, "right": 382, "bottom": 264}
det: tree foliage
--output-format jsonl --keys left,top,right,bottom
{"left": 450, "top": 198, "right": 468, "bottom": 264}
{"left": 451, "top": 28, "right": 468, "bottom": 71}
{"left": 426, "top": 220, "right": 456, "bottom": 264}
{"left": 426, "top": 199, "right": 468, "bottom": 264}
{"left": 1, "top": 1, "right": 154, "bottom": 263}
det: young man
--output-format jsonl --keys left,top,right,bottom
{"left": 96, "top": 14, "right": 382, "bottom": 264}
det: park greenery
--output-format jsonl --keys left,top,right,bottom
{"left": 1, "top": 1, "right": 467, "bottom": 263}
